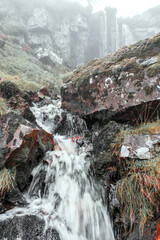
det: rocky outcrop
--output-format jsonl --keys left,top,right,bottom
{"left": 0, "top": 1, "right": 160, "bottom": 69}
{"left": 0, "top": 215, "right": 60, "bottom": 240}
{"left": 92, "top": 121, "right": 120, "bottom": 178}
{"left": 61, "top": 33, "right": 160, "bottom": 123}
{"left": 0, "top": 112, "right": 54, "bottom": 190}
{"left": 120, "top": 134, "right": 160, "bottom": 159}
{"left": 0, "top": 82, "right": 56, "bottom": 212}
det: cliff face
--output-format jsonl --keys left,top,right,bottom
{"left": 0, "top": 0, "right": 160, "bottom": 69}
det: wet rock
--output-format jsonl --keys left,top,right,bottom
{"left": 7, "top": 95, "right": 36, "bottom": 123}
{"left": 126, "top": 217, "right": 160, "bottom": 240}
{"left": 92, "top": 121, "right": 120, "bottom": 178}
{"left": 39, "top": 88, "right": 50, "bottom": 98}
{"left": 54, "top": 112, "right": 87, "bottom": 136}
{"left": 0, "top": 81, "right": 21, "bottom": 100}
{"left": 61, "top": 33, "right": 160, "bottom": 123}
{"left": 4, "top": 188, "right": 26, "bottom": 207}
{"left": 0, "top": 215, "right": 60, "bottom": 240}
{"left": 120, "top": 134, "right": 160, "bottom": 159}
{"left": 0, "top": 112, "right": 54, "bottom": 190}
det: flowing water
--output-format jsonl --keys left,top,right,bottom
{"left": 1, "top": 98, "right": 115, "bottom": 240}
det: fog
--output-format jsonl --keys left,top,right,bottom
{"left": 48, "top": 0, "right": 160, "bottom": 17}
{"left": 7, "top": 0, "right": 160, "bottom": 17}
{"left": 0, "top": 0, "right": 160, "bottom": 68}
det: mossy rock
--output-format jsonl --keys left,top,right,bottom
{"left": 146, "top": 63, "right": 160, "bottom": 77}
{"left": 0, "top": 80, "right": 21, "bottom": 99}
{"left": 14, "top": 147, "right": 30, "bottom": 163}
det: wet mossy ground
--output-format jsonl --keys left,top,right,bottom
{"left": 0, "top": 35, "right": 63, "bottom": 91}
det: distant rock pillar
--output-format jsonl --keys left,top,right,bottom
{"left": 104, "top": 7, "right": 117, "bottom": 55}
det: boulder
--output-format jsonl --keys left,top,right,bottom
{"left": 54, "top": 112, "right": 87, "bottom": 136}
{"left": 7, "top": 95, "right": 36, "bottom": 123}
{"left": 61, "top": 33, "right": 160, "bottom": 122}
{"left": 120, "top": 134, "right": 160, "bottom": 159}
{"left": 0, "top": 81, "right": 21, "bottom": 100}
{"left": 0, "top": 112, "right": 54, "bottom": 190}
{"left": 92, "top": 121, "right": 120, "bottom": 178}
{"left": 0, "top": 215, "right": 60, "bottom": 240}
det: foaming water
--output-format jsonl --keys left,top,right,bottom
{"left": 26, "top": 135, "right": 115, "bottom": 240}
{"left": 1, "top": 98, "right": 114, "bottom": 240}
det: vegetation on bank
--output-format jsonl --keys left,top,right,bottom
{"left": 117, "top": 157, "right": 160, "bottom": 235}
{"left": 111, "top": 119, "right": 160, "bottom": 236}
{"left": 0, "top": 72, "right": 43, "bottom": 92}
{"left": 112, "top": 120, "right": 160, "bottom": 156}
{"left": 0, "top": 168, "right": 16, "bottom": 201}
{"left": 0, "top": 97, "right": 10, "bottom": 115}
{"left": 0, "top": 33, "right": 64, "bottom": 91}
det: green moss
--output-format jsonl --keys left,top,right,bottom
{"left": 75, "top": 73, "right": 90, "bottom": 89}
{"left": 146, "top": 63, "right": 160, "bottom": 77}
{"left": 0, "top": 80, "right": 21, "bottom": 99}
{"left": 128, "top": 92, "right": 134, "bottom": 99}
{"left": 123, "top": 60, "right": 141, "bottom": 73}
{"left": 0, "top": 40, "right": 63, "bottom": 90}
{"left": 0, "top": 97, "right": 10, "bottom": 115}
{"left": 14, "top": 147, "right": 30, "bottom": 163}
{"left": 96, "top": 152, "right": 113, "bottom": 164}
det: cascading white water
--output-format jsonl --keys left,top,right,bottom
{"left": 28, "top": 99, "right": 115, "bottom": 240}
{"left": 1, "top": 98, "right": 115, "bottom": 240}
{"left": 26, "top": 135, "right": 114, "bottom": 240}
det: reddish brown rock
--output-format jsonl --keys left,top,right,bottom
{"left": 61, "top": 33, "right": 160, "bottom": 122}
{"left": 7, "top": 95, "right": 36, "bottom": 123}
{"left": 39, "top": 87, "right": 50, "bottom": 97}
{"left": 0, "top": 112, "right": 54, "bottom": 190}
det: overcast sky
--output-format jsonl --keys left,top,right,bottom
{"left": 71, "top": 0, "right": 160, "bottom": 17}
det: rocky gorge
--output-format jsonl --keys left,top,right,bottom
{"left": 0, "top": 2, "right": 160, "bottom": 239}
{"left": 0, "top": 0, "right": 160, "bottom": 69}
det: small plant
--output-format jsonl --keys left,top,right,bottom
{"left": 0, "top": 97, "right": 10, "bottom": 115}
{"left": 0, "top": 167, "right": 16, "bottom": 201}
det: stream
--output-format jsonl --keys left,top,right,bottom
{"left": 1, "top": 98, "right": 115, "bottom": 240}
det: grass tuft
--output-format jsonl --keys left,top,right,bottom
{"left": 0, "top": 167, "right": 16, "bottom": 201}
{"left": 0, "top": 97, "right": 10, "bottom": 115}
{"left": 117, "top": 157, "right": 160, "bottom": 235}
{"left": 111, "top": 119, "right": 160, "bottom": 236}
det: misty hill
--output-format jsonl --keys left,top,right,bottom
{"left": 0, "top": 0, "right": 160, "bottom": 70}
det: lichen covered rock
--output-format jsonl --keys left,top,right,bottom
{"left": 61, "top": 33, "right": 160, "bottom": 122}
{"left": 0, "top": 112, "right": 54, "bottom": 190}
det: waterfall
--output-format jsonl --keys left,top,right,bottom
{"left": 1, "top": 98, "right": 115, "bottom": 240}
